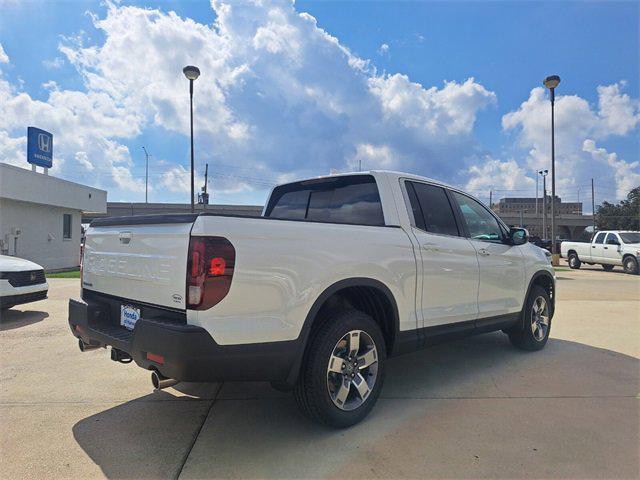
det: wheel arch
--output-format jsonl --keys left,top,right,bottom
{"left": 285, "top": 277, "right": 400, "bottom": 385}
{"left": 521, "top": 270, "right": 555, "bottom": 328}
{"left": 622, "top": 253, "right": 639, "bottom": 271}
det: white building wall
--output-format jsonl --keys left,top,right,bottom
{"left": 0, "top": 198, "right": 83, "bottom": 270}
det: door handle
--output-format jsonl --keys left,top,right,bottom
{"left": 604, "top": 246, "right": 608, "bottom": 249}
{"left": 478, "top": 248, "right": 490, "bottom": 256}
{"left": 422, "top": 243, "right": 440, "bottom": 252}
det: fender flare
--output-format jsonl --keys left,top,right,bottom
{"left": 285, "top": 277, "right": 400, "bottom": 385}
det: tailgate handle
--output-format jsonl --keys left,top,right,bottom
{"left": 119, "top": 231, "right": 133, "bottom": 244}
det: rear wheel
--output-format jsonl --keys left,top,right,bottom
{"left": 623, "top": 256, "right": 639, "bottom": 275}
{"left": 568, "top": 253, "right": 581, "bottom": 269}
{"left": 602, "top": 264, "right": 614, "bottom": 272}
{"left": 295, "top": 309, "right": 386, "bottom": 428}
{"left": 508, "top": 285, "right": 552, "bottom": 351}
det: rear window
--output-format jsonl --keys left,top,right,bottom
{"left": 265, "top": 175, "right": 385, "bottom": 226}
{"left": 406, "top": 181, "right": 459, "bottom": 236}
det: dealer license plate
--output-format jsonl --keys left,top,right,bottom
{"left": 120, "top": 305, "right": 140, "bottom": 330}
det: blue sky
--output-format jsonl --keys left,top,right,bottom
{"left": 1, "top": 0, "right": 638, "bottom": 208}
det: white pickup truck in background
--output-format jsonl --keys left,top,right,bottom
{"left": 69, "top": 171, "right": 554, "bottom": 427}
{"left": 561, "top": 231, "right": 640, "bottom": 274}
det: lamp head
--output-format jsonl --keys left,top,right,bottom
{"left": 543, "top": 75, "right": 561, "bottom": 89}
{"left": 183, "top": 65, "right": 201, "bottom": 81}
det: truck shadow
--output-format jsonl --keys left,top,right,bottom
{"left": 72, "top": 334, "right": 639, "bottom": 479}
{"left": 0, "top": 309, "right": 49, "bottom": 330}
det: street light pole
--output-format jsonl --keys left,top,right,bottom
{"left": 543, "top": 75, "right": 561, "bottom": 260}
{"left": 535, "top": 172, "right": 539, "bottom": 217}
{"left": 539, "top": 170, "right": 548, "bottom": 239}
{"left": 142, "top": 146, "right": 150, "bottom": 203}
{"left": 183, "top": 65, "right": 201, "bottom": 213}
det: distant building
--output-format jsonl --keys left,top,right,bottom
{"left": 0, "top": 163, "right": 107, "bottom": 270}
{"left": 492, "top": 196, "right": 582, "bottom": 216}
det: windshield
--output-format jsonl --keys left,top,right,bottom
{"left": 619, "top": 232, "right": 640, "bottom": 244}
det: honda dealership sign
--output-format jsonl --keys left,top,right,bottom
{"left": 27, "top": 127, "right": 53, "bottom": 168}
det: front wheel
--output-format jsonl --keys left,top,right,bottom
{"left": 295, "top": 309, "right": 386, "bottom": 428}
{"left": 508, "top": 285, "right": 552, "bottom": 351}
{"left": 568, "top": 253, "right": 581, "bottom": 269}
{"left": 623, "top": 256, "right": 639, "bottom": 275}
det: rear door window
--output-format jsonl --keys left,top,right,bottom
{"left": 594, "top": 232, "right": 606, "bottom": 244}
{"left": 267, "top": 190, "right": 309, "bottom": 220}
{"left": 405, "top": 181, "right": 459, "bottom": 236}
{"left": 265, "top": 175, "right": 385, "bottom": 226}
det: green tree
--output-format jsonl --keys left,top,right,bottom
{"left": 596, "top": 186, "right": 640, "bottom": 230}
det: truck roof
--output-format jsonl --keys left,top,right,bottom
{"left": 275, "top": 170, "right": 455, "bottom": 190}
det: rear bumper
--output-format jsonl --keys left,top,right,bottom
{"left": 68, "top": 298, "right": 300, "bottom": 383}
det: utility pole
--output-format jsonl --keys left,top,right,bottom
{"left": 591, "top": 178, "right": 596, "bottom": 234}
{"left": 519, "top": 210, "right": 524, "bottom": 228}
{"left": 142, "top": 146, "right": 150, "bottom": 203}
{"left": 489, "top": 190, "right": 492, "bottom": 210}
{"left": 203, "top": 163, "right": 209, "bottom": 208}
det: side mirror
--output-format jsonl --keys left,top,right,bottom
{"left": 510, "top": 227, "right": 529, "bottom": 246}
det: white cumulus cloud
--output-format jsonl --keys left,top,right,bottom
{"left": 0, "top": 43, "right": 9, "bottom": 64}
{"left": 0, "top": 0, "right": 497, "bottom": 202}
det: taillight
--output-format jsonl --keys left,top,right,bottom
{"left": 186, "top": 236, "right": 235, "bottom": 310}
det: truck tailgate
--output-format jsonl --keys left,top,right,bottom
{"left": 82, "top": 218, "right": 194, "bottom": 310}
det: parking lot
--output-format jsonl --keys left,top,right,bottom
{"left": 1, "top": 265, "right": 638, "bottom": 479}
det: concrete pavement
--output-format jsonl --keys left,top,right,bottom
{"left": 1, "top": 266, "right": 638, "bottom": 479}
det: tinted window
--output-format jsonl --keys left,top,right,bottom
{"left": 620, "top": 232, "right": 640, "bottom": 243}
{"left": 406, "top": 182, "right": 459, "bottom": 236}
{"left": 268, "top": 190, "right": 308, "bottom": 220}
{"left": 452, "top": 192, "right": 503, "bottom": 242}
{"left": 63, "top": 214, "right": 72, "bottom": 239}
{"left": 594, "top": 232, "right": 606, "bottom": 244}
{"left": 605, "top": 233, "right": 619, "bottom": 245}
{"left": 265, "top": 175, "right": 384, "bottom": 226}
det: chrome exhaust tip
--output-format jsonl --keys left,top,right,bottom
{"left": 151, "top": 370, "right": 178, "bottom": 390}
{"left": 78, "top": 338, "right": 100, "bottom": 352}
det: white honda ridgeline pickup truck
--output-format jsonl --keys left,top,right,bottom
{"left": 69, "top": 171, "right": 554, "bottom": 427}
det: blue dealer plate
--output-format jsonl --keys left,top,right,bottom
{"left": 120, "top": 305, "right": 140, "bottom": 330}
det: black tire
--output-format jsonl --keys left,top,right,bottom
{"left": 568, "top": 253, "right": 581, "bottom": 269}
{"left": 602, "top": 264, "right": 614, "bottom": 272}
{"left": 623, "top": 256, "right": 639, "bottom": 275}
{"left": 294, "top": 309, "right": 386, "bottom": 428}
{"left": 508, "top": 285, "right": 552, "bottom": 351}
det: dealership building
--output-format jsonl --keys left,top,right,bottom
{"left": 0, "top": 163, "right": 106, "bottom": 270}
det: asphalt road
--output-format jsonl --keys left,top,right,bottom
{"left": 1, "top": 265, "right": 638, "bottom": 479}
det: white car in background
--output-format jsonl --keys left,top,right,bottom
{"left": 0, "top": 255, "right": 48, "bottom": 310}
{"left": 561, "top": 231, "right": 640, "bottom": 274}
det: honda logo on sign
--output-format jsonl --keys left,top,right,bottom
{"left": 38, "top": 133, "right": 51, "bottom": 153}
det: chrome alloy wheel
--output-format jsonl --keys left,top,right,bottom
{"left": 326, "top": 330, "right": 379, "bottom": 411}
{"left": 531, "top": 296, "right": 550, "bottom": 342}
